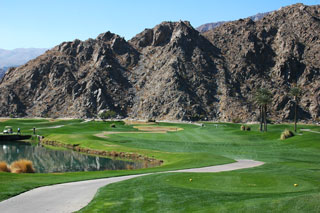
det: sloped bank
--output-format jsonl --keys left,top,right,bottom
{"left": 39, "top": 138, "right": 163, "bottom": 167}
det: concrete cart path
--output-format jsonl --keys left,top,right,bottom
{"left": 0, "top": 159, "right": 264, "bottom": 213}
{"left": 301, "top": 129, "right": 320, "bottom": 134}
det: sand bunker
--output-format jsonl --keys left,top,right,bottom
{"left": 95, "top": 126, "right": 183, "bottom": 139}
{"left": 133, "top": 126, "right": 183, "bottom": 132}
{"left": 123, "top": 120, "right": 156, "bottom": 125}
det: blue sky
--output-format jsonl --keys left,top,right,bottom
{"left": 0, "top": 0, "right": 319, "bottom": 49}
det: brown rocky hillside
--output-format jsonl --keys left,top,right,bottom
{"left": 0, "top": 3, "right": 319, "bottom": 122}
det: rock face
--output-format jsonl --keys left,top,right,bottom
{"left": 202, "top": 3, "right": 320, "bottom": 121}
{"left": 197, "top": 12, "right": 270, "bottom": 33}
{"left": 0, "top": 3, "right": 319, "bottom": 122}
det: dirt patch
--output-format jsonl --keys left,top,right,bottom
{"left": 0, "top": 118, "right": 9, "bottom": 122}
{"left": 133, "top": 126, "right": 183, "bottom": 132}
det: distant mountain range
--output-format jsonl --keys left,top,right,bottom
{"left": 196, "top": 12, "right": 270, "bottom": 33}
{"left": 0, "top": 67, "right": 7, "bottom": 79}
{"left": 0, "top": 48, "right": 47, "bottom": 77}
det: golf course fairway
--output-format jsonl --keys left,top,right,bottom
{"left": 0, "top": 119, "right": 319, "bottom": 212}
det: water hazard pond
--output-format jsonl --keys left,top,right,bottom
{"left": 0, "top": 141, "right": 153, "bottom": 173}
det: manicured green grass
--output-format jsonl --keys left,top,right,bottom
{"left": 0, "top": 119, "right": 232, "bottom": 201}
{"left": 78, "top": 123, "right": 320, "bottom": 212}
{"left": 1, "top": 119, "right": 320, "bottom": 212}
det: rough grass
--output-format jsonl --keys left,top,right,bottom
{"left": 10, "top": 160, "right": 35, "bottom": 174}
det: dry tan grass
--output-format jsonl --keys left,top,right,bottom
{"left": 0, "top": 118, "right": 9, "bottom": 122}
{"left": 126, "top": 164, "right": 134, "bottom": 170}
{"left": 280, "top": 129, "right": 294, "bottom": 140}
{"left": 0, "top": 161, "right": 11, "bottom": 172}
{"left": 10, "top": 159, "right": 35, "bottom": 173}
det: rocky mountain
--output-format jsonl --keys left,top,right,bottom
{"left": 197, "top": 12, "right": 270, "bottom": 33}
{"left": 0, "top": 3, "right": 319, "bottom": 122}
{"left": 0, "top": 48, "right": 47, "bottom": 68}
{"left": 202, "top": 3, "right": 320, "bottom": 121}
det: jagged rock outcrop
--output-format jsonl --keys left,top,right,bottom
{"left": 0, "top": 32, "right": 139, "bottom": 117}
{"left": 128, "top": 21, "right": 224, "bottom": 120}
{"left": 0, "top": 3, "right": 319, "bottom": 122}
{"left": 203, "top": 3, "right": 320, "bottom": 121}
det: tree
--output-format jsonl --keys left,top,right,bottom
{"left": 99, "top": 110, "right": 117, "bottom": 121}
{"left": 290, "top": 87, "right": 302, "bottom": 132}
{"left": 255, "top": 88, "right": 272, "bottom": 132}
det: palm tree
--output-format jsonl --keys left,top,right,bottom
{"left": 290, "top": 87, "right": 302, "bottom": 132}
{"left": 254, "top": 92, "right": 264, "bottom": 132}
{"left": 255, "top": 88, "right": 272, "bottom": 132}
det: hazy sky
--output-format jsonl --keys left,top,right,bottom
{"left": 0, "top": 0, "right": 319, "bottom": 49}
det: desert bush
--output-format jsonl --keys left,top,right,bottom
{"left": 110, "top": 123, "right": 116, "bottom": 128}
{"left": 110, "top": 151, "right": 119, "bottom": 157}
{"left": 280, "top": 129, "right": 294, "bottom": 140}
{"left": 126, "top": 164, "right": 134, "bottom": 170}
{"left": 99, "top": 110, "right": 117, "bottom": 120}
{"left": 240, "top": 125, "right": 251, "bottom": 131}
{"left": 10, "top": 159, "right": 35, "bottom": 173}
{"left": 0, "top": 161, "right": 11, "bottom": 172}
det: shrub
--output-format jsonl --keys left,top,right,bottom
{"left": 110, "top": 151, "right": 119, "bottom": 157}
{"left": 99, "top": 110, "right": 117, "bottom": 120}
{"left": 148, "top": 119, "right": 156, "bottom": 123}
{"left": 240, "top": 125, "right": 250, "bottom": 131}
{"left": 126, "top": 164, "right": 134, "bottom": 170}
{"left": 0, "top": 162, "right": 10, "bottom": 172}
{"left": 10, "top": 159, "right": 35, "bottom": 173}
{"left": 110, "top": 123, "right": 116, "bottom": 128}
{"left": 280, "top": 129, "right": 294, "bottom": 140}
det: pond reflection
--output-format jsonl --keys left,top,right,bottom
{"left": 0, "top": 141, "right": 150, "bottom": 173}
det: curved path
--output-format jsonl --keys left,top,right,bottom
{"left": 0, "top": 159, "right": 264, "bottom": 213}
{"left": 301, "top": 129, "right": 320, "bottom": 134}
